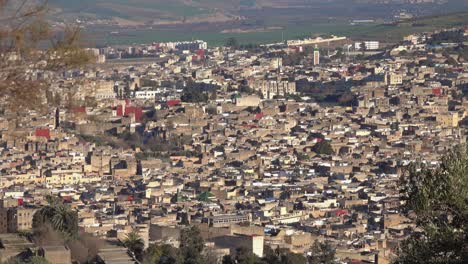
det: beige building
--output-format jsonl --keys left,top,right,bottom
{"left": 40, "top": 246, "right": 72, "bottom": 264}
{"left": 6, "top": 207, "right": 37, "bottom": 232}
{"left": 236, "top": 95, "right": 261, "bottom": 107}
{"left": 436, "top": 112, "right": 459, "bottom": 127}
{"left": 385, "top": 72, "right": 403, "bottom": 86}
{"left": 251, "top": 78, "right": 296, "bottom": 99}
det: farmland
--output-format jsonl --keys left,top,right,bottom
{"left": 47, "top": 0, "right": 468, "bottom": 46}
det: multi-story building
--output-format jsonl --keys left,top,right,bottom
{"left": 5, "top": 207, "right": 37, "bottom": 233}
{"left": 385, "top": 72, "right": 403, "bottom": 86}
{"left": 251, "top": 78, "right": 296, "bottom": 99}
{"left": 355, "top": 41, "right": 380, "bottom": 50}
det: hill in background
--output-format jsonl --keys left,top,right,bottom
{"left": 47, "top": 0, "right": 468, "bottom": 46}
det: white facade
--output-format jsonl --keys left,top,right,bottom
{"left": 355, "top": 41, "right": 380, "bottom": 50}
{"left": 135, "top": 91, "right": 158, "bottom": 100}
{"left": 252, "top": 79, "right": 296, "bottom": 99}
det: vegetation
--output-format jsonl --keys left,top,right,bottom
{"left": 263, "top": 246, "right": 307, "bottom": 264}
{"left": 296, "top": 152, "right": 310, "bottom": 161}
{"left": 181, "top": 81, "right": 219, "bottom": 103}
{"left": 223, "top": 247, "right": 263, "bottom": 264}
{"left": 308, "top": 240, "right": 337, "bottom": 264}
{"left": 312, "top": 141, "right": 334, "bottom": 156}
{"left": 141, "top": 226, "right": 206, "bottom": 264}
{"left": 123, "top": 231, "right": 145, "bottom": 261}
{"left": 32, "top": 196, "right": 79, "bottom": 240}
{"left": 0, "top": 0, "right": 92, "bottom": 113}
{"left": 226, "top": 37, "right": 239, "bottom": 49}
{"left": 222, "top": 245, "right": 310, "bottom": 264}
{"left": 29, "top": 196, "right": 104, "bottom": 263}
{"left": 286, "top": 94, "right": 303, "bottom": 102}
{"left": 395, "top": 144, "right": 468, "bottom": 264}
{"left": 7, "top": 256, "right": 50, "bottom": 264}
{"left": 178, "top": 226, "right": 205, "bottom": 264}
{"left": 143, "top": 244, "right": 178, "bottom": 264}
{"left": 427, "top": 29, "right": 465, "bottom": 45}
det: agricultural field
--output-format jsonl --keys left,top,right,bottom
{"left": 48, "top": 0, "right": 468, "bottom": 46}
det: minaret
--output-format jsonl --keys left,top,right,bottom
{"left": 55, "top": 108, "right": 60, "bottom": 129}
{"left": 313, "top": 44, "right": 320, "bottom": 66}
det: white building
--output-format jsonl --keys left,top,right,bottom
{"left": 251, "top": 78, "right": 296, "bottom": 99}
{"left": 355, "top": 41, "right": 380, "bottom": 50}
{"left": 135, "top": 90, "right": 158, "bottom": 100}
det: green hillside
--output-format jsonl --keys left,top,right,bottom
{"left": 49, "top": 0, "right": 216, "bottom": 20}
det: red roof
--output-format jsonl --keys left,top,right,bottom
{"left": 167, "top": 100, "right": 181, "bottom": 107}
{"left": 334, "top": 209, "right": 349, "bottom": 216}
{"left": 432, "top": 87, "right": 442, "bottom": 96}
{"left": 35, "top": 128, "right": 50, "bottom": 140}
{"left": 116, "top": 105, "right": 143, "bottom": 122}
{"left": 72, "top": 106, "right": 86, "bottom": 113}
{"left": 196, "top": 49, "right": 205, "bottom": 56}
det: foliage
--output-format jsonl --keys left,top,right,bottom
{"left": 178, "top": 226, "right": 205, "bottom": 264}
{"left": 180, "top": 81, "right": 217, "bottom": 103}
{"left": 395, "top": 144, "right": 468, "bottom": 264}
{"left": 142, "top": 244, "right": 179, "bottom": 264}
{"left": 123, "top": 230, "right": 145, "bottom": 261}
{"left": 296, "top": 152, "right": 310, "bottom": 161}
{"left": 32, "top": 198, "right": 79, "bottom": 240}
{"left": 312, "top": 141, "right": 334, "bottom": 155}
{"left": 428, "top": 29, "right": 465, "bottom": 45}
{"left": 286, "top": 93, "right": 303, "bottom": 102}
{"left": 233, "top": 247, "right": 264, "bottom": 264}
{"left": 140, "top": 226, "right": 210, "bottom": 264}
{"left": 263, "top": 246, "right": 307, "bottom": 264}
{"left": 226, "top": 37, "right": 239, "bottom": 49}
{"left": 308, "top": 240, "right": 337, "bottom": 264}
{"left": 0, "top": 0, "right": 93, "bottom": 113}
{"left": 7, "top": 256, "right": 50, "bottom": 264}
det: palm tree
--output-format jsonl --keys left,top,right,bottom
{"left": 123, "top": 230, "right": 145, "bottom": 261}
{"left": 50, "top": 204, "right": 78, "bottom": 235}
{"left": 33, "top": 201, "right": 78, "bottom": 239}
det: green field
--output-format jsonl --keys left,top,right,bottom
{"left": 88, "top": 23, "right": 358, "bottom": 47}
{"left": 85, "top": 11, "right": 468, "bottom": 47}
{"left": 49, "top": 0, "right": 468, "bottom": 47}
{"left": 50, "top": 0, "right": 213, "bottom": 20}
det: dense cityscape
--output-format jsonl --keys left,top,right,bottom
{"left": 0, "top": 1, "right": 467, "bottom": 264}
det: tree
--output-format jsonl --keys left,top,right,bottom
{"left": 360, "top": 42, "right": 367, "bottom": 55}
{"left": 24, "top": 256, "right": 49, "bottom": 264}
{"left": 33, "top": 198, "right": 79, "bottom": 239}
{"left": 234, "top": 247, "right": 264, "bottom": 264}
{"left": 222, "top": 255, "right": 235, "bottom": 264}
{"left": 143, "top": 244, "right": 178, "bottom": 264}
{"left": 395, "top": 145, "right": 468, "bottom": 264}
{"left": 179, "top": 226, "right": 205, "bottom": 264}
{"left": 263, "top": 246, "right": 307, "bottom": 264}
{"left": 312, "top": 141, "right": 334, "bottom": 155}
{"left": 123, "top": 230, "right": 145, "bottom": 261}
{"left": 226, "top": 37, "right": 239, "bottom": 49}
{"left": 0, "top": 0, "right": 92, "bottom": 113}
{"left": 181, "top": 87, "right": 208, "bottom": 103}
{"left": 308, "top": 240, "right": 337, "bottom": 264}
{"left": 7, "top": 256, "right": 50, "bottom": 264}
{"left": 209, "top": 90, "right": 217, "bottom": 101}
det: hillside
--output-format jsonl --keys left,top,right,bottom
{"left": 346, "top": 11, "right": 468, "bottom": 41}
{"left": 45, "top": 0, "right": 468, "bottom": 46}
{"left": 49, "top": 0, "right": 468, "bottom": 26}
